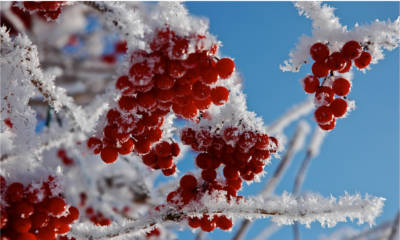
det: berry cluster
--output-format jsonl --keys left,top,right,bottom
{"left": 181, "top": 126, "right": 277, "bottom": 185}
{"left": 166, "top": 174, "right": 236, "bottom": 232}
{"left": 57, "top": 149, "right": 74, "bottom": 166}
{"left": 0, "top": 176, "right": 79, "bottom": 240}
{"left": 303, "top": 41, "right": 372, "bottom": 130}
{"left": 18, "top": 1, "right": 65, "bottom": 21}
{"left": 87, "top": 27, "right": 234, "bottom": 175}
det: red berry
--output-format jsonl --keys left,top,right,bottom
{"left": 170, "top": 142, "right": 180, "bottom": 156}
{"left": 137, "top": 92, "right": 156, "bottom": 109}
{"left": 12, "top": 217, "right": 31, "bottom": 232}
{"left": 223, "top": 166, "right": 239, "bottom": 180}
{"left": 315, "top": 86, "right": 334, "bottom": 106}
{"left": 172, "top": 38, "right": 189, "bottom": 58}
{"left": 168, "top": 60, "right": 186, "bottom": 78}
{"left": 196, "top": 130, "right": 213, "bottom": 148}
{"left": 118, "top": 96, "right": 136, "bottom": 111}
{"left": 312, "top": 61, "right": 329, "bottom": 78}
{"left": 330, "top": 98, "right": 348, "bottom": 118}
{"left": 302, "top": 75, "right": 320, "bottom": 94}
{"left": 155, "top": 141, "right": 171, "bottom": 157}
{"left": 201, "top": 68, "right": 219, "bottom": 84}
{"left": 115, "top": 75, "right": 132, "bottom": 92}
{"left": 162, "top": 164, "right": 176, "bottom": 176}
{"left": 181, "top": 128, "right": 196, "bottom": 145}
{"left": 118, "top": 138, "right": 135, "bottom": 155}
{"left": 354, "top": 51, "right": 372, "bottom": 69}
{"left": 215, "top": 215, "right": 233, "bottom": 230}
{"left": 155, "top": 74, "right": 175, "bottom": 90}
{"left": 255, "top": 133, "right": 269, "bottom": 150}
{"left": 102, "top": 54, "right": 116, "bottom": 64}
{"left": 310, "top": 42, "right": 329, "bottom": 62}
{"left": 30, "top": 212, "right": 50, "bottom": 229}
{"left": 115, "top": 41, "right": 127, "bottom": 53}
{"left": 14, "top": 201, "right": 34, "bottom": 219}
{"left": 326, "top": 52, "right": 346, "bottom": 71}
{"left": 332, "top": 78, "right": 351, "bottom": 96}
{"left": 47, "top": 197, "right": 66, "bottom": 215}
{"left": 319, "top": 118, "right": 336, "bottom": 131}
{"left": 201, "top": 169, "right": 217, "bottom": 182}
{"left": 135, "top": 140, "right": 151, "bottom": 154}
{"left": 181, "top": 102, "right": 198, "bottom": 119}
{"left": 36, "top": 227, "right": 56, "bottom": 240}
{"left": 238, "top": 131, "right": 257, "bottom": 151}
{"left": 223, "top": 127, "right": 240, "bottom": 145}
{"left": 216, "top": 58, "right": 235, "bottom": 79}
{"left": 188, "top": 217, "right": 201, "bottom": 228}
{"left": 338, "top": 59, "right": 352, "bottom": 73}
{"left": 16, "top": 232, "right": 36, "bottom": 240}
{"left": 341, "top": 41, "right": 362, "bottom": 59}
{"left": 87, "top": 137, "right": 102, "bottom": 154}
{"left": 101, "top": 147, "right": 118, "bottom": 163}
{"left": 195, "top": 153, "right": 214, "bottom": 169}
{"left": 180, "top": 175, "right": 197, "bottom": 191}
{"left": 6, "top": 182, "right": 24, "bottom": 203}
{"left": 314, "top": 106, "right": 333, "bottom": 123}
{"left": 211, "top": 87, "right": 229, "bottom": 105}
{"left": 200, "top": 215, "right": 216, "bottom": 232}
{"left": 4, "top": 118, "right": 13, "bottom": 128}
{"left": 142, "top": 151, "right": 157, "bottom": 166}
{"left": 192, "top": 81, "right": 211, "bottom": 101}
{"left": 157, "top": 156, "right": 173, "bottom": 169}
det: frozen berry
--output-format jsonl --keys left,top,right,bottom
{"left": 330, "top": 98, "right": 348, "bottom": 118}
{"left": 216, "top": 58, "right": 235, "bottom": 79}
{"left": 302, "top": 75, "right": 320, "bottom": 93}
{"left": 341, "top": 41, "right": 362, "bottom": 59}
{"left": 332, "top": 78, "right": 351, "bottom": 96}
{"left": 354, "top": 51, "right": 371, "bottom": 69}
{"left": 211, "top": 87, "right": 229, "bottom": 105}
{"left": 310, "top": 42, "right": 329, "bottom": 62}
{"left": 100, "top": 147, "right": 118, "bottom": 164}
{"left": 312, "top": 61, "right": 329, "bottom": 78}
{"left": 180, "top": 175, "right": 197, "bottom": 191}
{"left": 314, "top": 106, "right": 333, "bottom": 123}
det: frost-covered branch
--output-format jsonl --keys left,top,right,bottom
{"left": 281, "top": 1, "right": 400, "bottom": 72}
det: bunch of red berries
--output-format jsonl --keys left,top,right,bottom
{"left": 181, "top": 126, "right": 278, "bottom": 185}
{"left": 166, "top": 174, "right": 236, "bottom": 232}
{"left": 302, "top": 41, "right": 372, "bottom": 130}
{"left": 57, "top": 149, "right": 74, "bottom": 166}
{"left": 0, "top": 176, "right": 79, "bottom": 240}
{"left": 17, "top": 1, "right": 65, "bottom": 21}
{"left": 87, "top": 27, "right": 234, "bottom": 173}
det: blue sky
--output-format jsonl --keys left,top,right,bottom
{"left": 166, "top": 2, "right": 399, "bottom": 239}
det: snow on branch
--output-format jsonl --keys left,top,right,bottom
{"left": 70, "top": 191, "right": 384, "bottom": 239}
{"left": 281, "top": 1, "right": 400, "bottom": 72}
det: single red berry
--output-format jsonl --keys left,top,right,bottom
{"left": 310, "top": 42, "right": 329, "bottom": 62}
{"left": 195, "top": 153, "right": 214, "bottom": 169}
{"left": 162, "top": 164, "right": 176, "bottom": 176}
{"left": 201, "top": 68, "right": 219, "bottom": 84}
{"left": 118, "top": 138, "right": 135, "bottom": 155}
{"left": 87, "top": 137, "right": 102, "bottom": 154}
{"left": 47, "top": 197, "right": 66, "bottom": 215}
{"left": 319, "top": 118, "right": 336, "bottom": 131}
{"left": 180, "top": 175, "right": 197, "bottom": 190}
{"left": 118, "top": 96, "right": 136, "bottom": 111}
{"left": 6, "top": 182, "right": 24, "bottom": 203}
{"left": 155, "top": 141, "right": 171, "bottom": 157}
{"left": 172, "top": 37, "right": 189, "bottom": 58}
{"left": 12, "top": 217, "right": 31, "bottom": 232}
{"left": 181, "top": 128, "right": 196, "bottom": 145}
{"left": 226, "top": 177, "right": 242, "bottom": 191}
{"left": 196, "top": 130, "right": 213, "bottom": 148}
{"left": 1, "top": 210, "right": 8, "bottom": 229}
{"left": 315, "top": 86, "right": 334, "bottom": 106}
{"left": 170, "top": 142, "right": 180, "bottom": 157}
{"left": 16, "top": 232, "right": 37, "bottom": 240}
{"left": 332, "top": 78, "right": 351, "bottom": 96}
{"left": 314, "top": 106, "right": 333, "bottom": 123}
{"left": 211, "top": 86, "right": 229, "bottom": 105}
{"left": 192, "top": 81, "right": 211, "bottom": 101}
{"left": 155, "top": 74, "right": 175, "bottom": 90}
{"left": 215, "top": 215, "right": 233, "bottom": 230}
{"left": 341, "top": 40, "right": 362, "bottom": 59}
{"left": 115, "top": 41, "right": 127, "bottom": 54}
{"left": 115, "top": 75, "right": 132, "bottom": 92}
{"left": 30, "top": 211, "right": 50, "bottom": 229}
{"left": 255, "top": 133, "right": 269, "bottom": 150}
{"left": 181, "top": 102, "right": 198, "bottom": 119}
{"left": 223, "top": 127, "right": 240, "bottom": 145}
{"left": 238, "top": 131, "right": 257, "bottom": 151}
{"left": 302, "top": 75, "right": 320, "bottom": 94}
{"left": 138, "top": 91, "right": 157, "bottom": 109}
{"left": 102, "top": 54, "right": 116, "bottom": 64}
{"left": 223, "top": 166, "right": 239, "bottom": 180}
{"left": 338, "top": 59, "right": 352, "bottom": 73}
{"left": 101, "top": 147, "right": 118, "bottom": 163}
{"left": 326, "top": 52, "right": 346, "bottom": 71}
{"left": 188, "top": 217, "right": 201, "bottom": 228}
{"left": 201, "top": 169, "right": 217, "bottom": 182}
{"left": 200, "top": 215, "right": 216, "bottom": 232}
{"left": 157, "top": 156, "right": 174, "bottom": 169}
{"left": 166, "top": 191, "right": 179, "bottom": 204}
{"left": 36, "top": 227, "right": 56, "bottom": 240}
{"left": 216, "top": 58, "right": 235, "bottom": 79}
{"left": 135, "top": 140, "right": 151, "bottom": 154}
{"left": 330, "top": 98, "right": 348, "bottom": 118}
{"left": 142, "top": 151, "right": 157, "bottom": 166}
{"left": 168, "top": 60, "right": 186, "bottom": 78}
{"left": 354, "top": 51, "right": 372, "bottom": 69}
{"left": 312, "top": 61, "right": 329, "bottom": 78}
{"left": 14, "top": 201, "right": 34, "bottom": 219}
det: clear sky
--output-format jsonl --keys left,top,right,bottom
{"left": 162, "top": 2, "right": 399, "bottom": 240}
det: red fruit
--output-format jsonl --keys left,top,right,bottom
{"left": 170, "top": 142, "right": 180, "bottom": 156}
{"left": 319, "top": 118, "right": 336, "bottom": 131}
{"left": 115, "top": 75, "right": 132, "bottom": 92}
{"left": 195, "top": 153, "right": 213, "bottom": 169}
{"left": 226, "top": 177, "right": 242, "bottom": 191}
{"left": 253, "top": 149, "right": 270, "bottom": 160}
{"left": 47, "top": 197, "right": 66, "bottom": 215}
{"left": 181, "top": 128, "right": 196, "bottom": 145}
{"left": 129, "top": 62, "right": 151, "bottom": 80}
{"left": 269, "top": 137, "right": 279, "bottom": 153}
{"left": 142, "top": 151, "right": 157, "bottom": 166}
{"left": 118, "top": 96, "right": 136, "bottom": 111}
{"left": 216, "top": 58, "right": 235, "bottom": 79}
{"left": 156, "top": 88, "right": 174, "bottom": 103}
{"left": 312, "top": 61, "right": 329, "bottom": 78}
{"left": 155, "top": 141, "right": 171, "bottom": 157}
{"left": 31, "top": 212, "right": 50, "bottom": 229}
{"left": 354, "top": 51, "right": 372, "bottom": 69}
{"left": 338, "top": 59, "right": 352, "bottom": 73}
{"left": 12, "top": 218, "right": 31, "bottom": 232}
{"left": 223, "top": 127, "right": 240, "bottom": 145}
{"left": 181, "top": 190, "right": 196, "bottom": 204}
{"left": 201, "top": 68, "right": 219, "bottom": 84}
{"left": 341, "top": 40, "right": 362, "bottom": 59}
{"left": 172, "top": 38, "right": 189, "bottom": 58}
{"left": 330, "top": 98, "right": 348, "bottom": 118}
{"left": 6, "top": 182, "right": 24, "bottom": 203}
{"left": 173, "top": 82, "right": 192, "bottom": 97}
{"left": 168, "top": 60, "right": 186, "bottom": 78}
{"left": 36, "top": 227, "right": 56, "bottom": 240}
{"left": 215, "top": 215, "right": 233, "bottom": 230}
{"left": 101, "top": 147, "right": 118, "bottom": 164}
{"left": 326, "top": 52, "right": 346, "bottom": 71}
{"left": 14, "top": 201, "right": 34, "bottom": 219}
{"left": 115, "top": 41, "right": 127, "bottom": 53}
{"left": 302, "top": 75, "right": 320, "bottom": 94}
{"left": 157, "top": 156, "right": 174, "bottom": 169}
{"left": 223, "top": 166, "right": 239, "bottom": 179}
{"left": 162, "top": 164, "right": 176, "bottom": 176}
{"left": 188, "top": 217, "right": 201, "bottom": 228}
{"left": 118, "top": 138, "right": 135, "bottom": 155}
{"left": 238, "top": 131, "right": 257, "bottom": 151}
{"left": 137, "top": 92, "right": 156, "bottom": 109}
{"left": 102, "top": 54, "right": 116, "bottom": 64}
{"left": 200, "top": 215, "right": 216, "bottom": 232}
{"left": 87, "top": 137, "right": 102, "bottom": 154}
{"left": 332, "top": 78, "right": 351, "bottom": 96}
{"left": 4, "top": 118, "right": 13, "bottom": 128}
{"left": 310, "top": 42, "right": 329, "bottom": 62}
{"left": 194, "top": 97, "right": 212, "bottom": 110}
{"left": 192, "top": 81, "right": 211, "bottom": 101}
{"left": 135, "top": 140, "right": 151, "bottom": 154}
{"left": 181, "top": 102, "right": 198, "bottom": 119}
{"left": 196, "top": 130, "right": 213, "bottom": 148}
{"left": 255, "top": 133, "right": 269, "bottom": 150}
{"left": 16, "top": 232, "right": 36, "bottom": 240}
{"left": 314, "top": 106, "right": 333, "bottom": 123}
{"left": 1, "top": 210, "right": 7, "bottom": 228}
{"left": 155, "top": 74, "right": 175, "bottom": 90}
{"left": 180, "top": 175, "right": 197, "bottom": 190}
{"left": 211, "top": 87, "right": 229, "bottom": 105}
{"left": 201, "top": 169, "right": 217, "bottom": 182}
{"left": 315, "top": 86, "right": 334, "bottom": 106}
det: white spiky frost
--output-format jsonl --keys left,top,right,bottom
{"left": 281, "top": 1, "right": 400, "bottom": 73}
